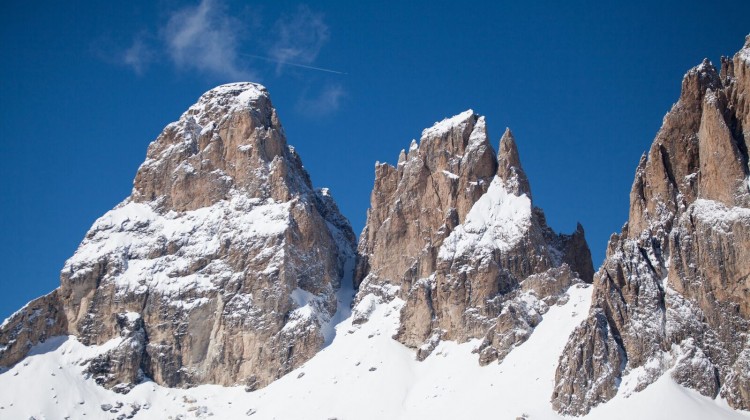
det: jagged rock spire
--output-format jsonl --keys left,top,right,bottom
{"left": 497, "top": 128, "right": 532, "bottom": 200}
{"left": 355, "top": 110, "right": 593, "bottom": 365}
{"left": 552, "top": 34, "right": 750, "bottom": 416}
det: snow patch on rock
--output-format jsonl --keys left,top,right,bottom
{"left": 438, "top": 176, "right": 532, "bottom": 261}
{"left": 64, "top": 195, "right": 291, "bottom": 307}
{"left": 421, "top": 109, "right": 475, "bottom": 139}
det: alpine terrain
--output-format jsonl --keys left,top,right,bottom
{"left": 0, "top": 82, "right": 357, "bottom": 393}
{"left": 552, "top": 35, "right": 750, "bottom": 415}
{"left": 354, "top": 110, "right": 595, "bottom": 365}
{"left": 0, "top": 37, "right": 749, "bottom": 420}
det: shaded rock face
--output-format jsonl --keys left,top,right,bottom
{"left": 552, "top": 36, "right": 750, "bottom": 416}
{"left": 0, "top": 83, "right": 356, "bottom": 392}
{"left": 354, "top": 111, "right": 594, "bottom": 363}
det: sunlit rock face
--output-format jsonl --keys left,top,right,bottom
{"left": 552, "top": 35, "right": 750, "bottom": 416}
{"left": 354, "top": 110, "right": 594, "bottom": 365}
{"left": 0, "top": 82, "right": 356, "bottom": 393}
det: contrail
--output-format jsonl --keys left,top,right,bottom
{"left": 239, "top": 53, "right": 347, "bottom": 75}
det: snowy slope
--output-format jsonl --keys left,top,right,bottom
{"left": 1, "top": 283, "right": 746, "bottom": 420}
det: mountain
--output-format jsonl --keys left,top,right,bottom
{"left": 0, "top": 82, "right": 356, "bottom": 393}
{"left": 354, "top": 110, "right": 594, "bottom": 364}
{"left": 552, "top": 35, "right": 750, "bottom": 415}
{"left": 2, "top": 37, "right": 750, "bottom": 420}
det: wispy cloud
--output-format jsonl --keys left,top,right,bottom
{"left": 269, "top": 5, "right": 331, "bottom": 74}
{"left": 296, "top": 83, "right": 345, "bottom": 117}
{"left": 113, "top": 1, "right": 346, "bottom": 114}
{"left": 122, "top": 35, "right": 153, "bottom": 75}
{"left": 118, "top": 1, "right": 338, "bottom": 79}
{"left": 162, "top": 0, "right": 252, "bottom": 80}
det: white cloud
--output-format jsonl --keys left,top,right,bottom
{"left": 269, "top": 5, "right": 330, "bottom": 73}
{"left": 162, "top": 0, "right": 253, "bottom": 80}
{"left": 114, "top": 1, "right": 346, "bottom": 115}
{"left": 122, "top": 36, "right": 152, "bottom": 75}
{"left": 295, "top": 84, "right": 345, "bottom": 117}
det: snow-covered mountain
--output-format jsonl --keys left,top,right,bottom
{"left": 0, "top": 82, "right": 357, "bottom": 394}
{"left": 1, "top": 36, "right": 750, "bottom": 420}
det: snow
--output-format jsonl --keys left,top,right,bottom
{"left": 63, "top": 194, "right": 291, "bottom": 307}
{"left": 421, "top": 109, "right": 475, "bottom": 139}
{"left": 738, "top": 39, "right": 750, "bottom": 63}
{"left": 235, "top": 84, "right": 265, "bottom": 103}
{"left": 441, "top": 170, "right": 459, "bottom": 180}
{"left": 439, "top": 176, "right": 532, "bottom": 261}
{"left": 193, "top": 82, "right": 267, "bottom": 116}
{"left": 587, "top": 368, "right": 746, "bottom": 420}
{"left": 122, "top": 312, "right": 141, "bottom": 323}
{"left": 691, "top": 199, "right": 750, "bottom": 232}
{"left": 318, "top": 212, "right": 357, "bottom": 346}
{"left": 1, "top": 284, "right": 745, "bottom": 420}
{"left": 619, "top": 353, "right": 671, "bottom": 397}
{"left": 465, "top": 115, "right": 488, "bottom": 151}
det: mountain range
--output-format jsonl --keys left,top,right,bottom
{"left": 1, "top": 35, "right": 749, "bottom": 420}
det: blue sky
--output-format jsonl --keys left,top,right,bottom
{"left": 1, "top": 0, "right": 748, "bottom": 320}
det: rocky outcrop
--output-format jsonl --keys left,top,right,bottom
{"left": 552, "top": 35, "right": 750, "bottom": 415}
{"left": 0, "top": 83, "right": 356, "bottom": 392}
{"left": 0, "top": 291, "right": 67, "bottom": 369}
{"left": 354, "top": 110, "right": 594, "bottom": 363}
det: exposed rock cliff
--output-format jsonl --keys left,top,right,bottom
{"left": 552, "top": 36, "right": 750, "bottom": 415}
{"left": 354, "top": 110, "right": 594, "bottom": 363}
{"left": 0, "top": 83, "right": 356, "bottom": 393}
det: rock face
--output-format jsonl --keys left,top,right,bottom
{"left": 0, "top": 291, "right": 67, "bottom": 369}
{"left": 354, "top": 110, "right": 594, "bottom": 363}
{"left": 552, "top": 36, "right": 750, "bottom": 415}
{"left": 0, "top": 83, "right": 356, "bottom": 392}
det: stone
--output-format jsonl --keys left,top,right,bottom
{"left": 0, "top": 83, "right": 356, "bottom": 393}
{"left": 354, "top": 109, "right": 594, "bottom": 364}
{"left": 552, "top": 35, "right": 750, "bottom": 415}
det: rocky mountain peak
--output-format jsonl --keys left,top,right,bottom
{"left": 132, "top": 82, "right": 312, "bottom": 212}
{"left": 552, "top": 35, "right": 750, "bottom": 416}
{"left": 419, "top": 109, "right": 478, "bottom": 142}
{"left": 0, "top": 83, "right": 356, "bottom": 394}
{"left": 184, "top": 82, "right": 275, "bottom": 126}
{"left": 355, "top": 110, "right": 593, "bottom": 364}
{"left": 408, "top": 109, "right": 495, "bottom": 180}
{"left": 680, "top": 59, "right": 721, "bottom": 109}
{"left": 497, "top": 127, "right": 532, "bottom": 200}
{"left": 354, "top": 110, "right": 498, "bottom": 289}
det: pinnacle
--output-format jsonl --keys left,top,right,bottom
{"left": 497, "top": 127, "right": 532, "bottom": 200}
{"left": 196, "top": 82, "right": 269, "bottom": 109}
{"left": 420, "top": 109, "right": 477, "bottom": 140}
{"left": 692, "top": 58, "right": 718, "bottom": 75}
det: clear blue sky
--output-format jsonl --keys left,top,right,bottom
{"left": 1, "top": 0, "right": 748, "bottom": 320}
